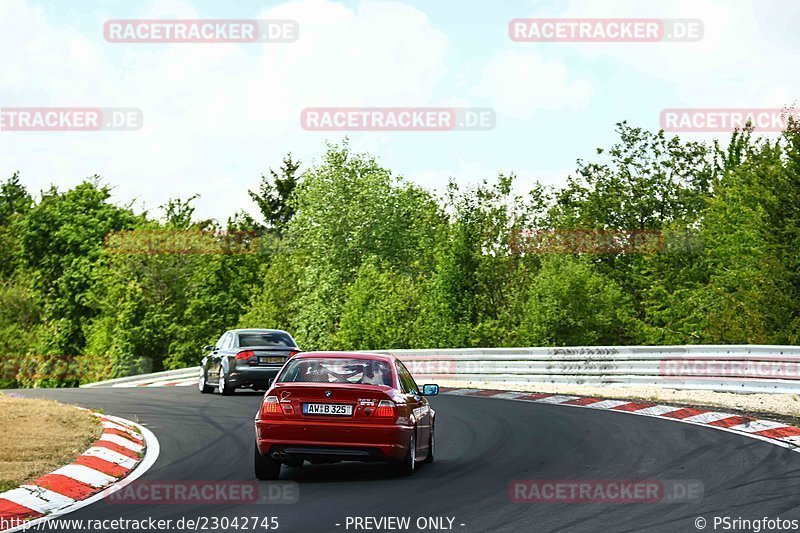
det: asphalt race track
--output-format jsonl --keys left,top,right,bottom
{"left": 12, "top": 387, "right": 800, "bottom": 533}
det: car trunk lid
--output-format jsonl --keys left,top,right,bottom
{"left": 236, "top": 346, "right": 298, "bottom": 367}
{"left": 269, "top": 383, "right": 394, "bottom": 421}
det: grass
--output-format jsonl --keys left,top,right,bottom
{"left": 0, "top": 395, "right": 102, "bottom": 492}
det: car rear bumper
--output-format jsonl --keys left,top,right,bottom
{"left": 228, "top": 367, "right": 281, "bottom": 388}
{"left": 254, "top": 419, "right": 412, "bottom": 462}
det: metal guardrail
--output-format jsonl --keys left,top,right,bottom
{"left": 81, "top": 367, "right": 199, "bottom": 388}
{"left": 377, "top": 345, "right": 800, "bottom": 394}
{"left": 82, "top": 345, "right": 800, "bottom": 394}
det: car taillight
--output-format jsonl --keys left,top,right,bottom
{"left": 263, "top": 395, "right": 280, "bottom": 414}
{"left": 235, "top": 350, "right": 255, "bottom": 361}
{"left": 288, "top": 349, "right": 300, "bottom": 358}
{"left": 375, "top": 400, "right": 396, "bottom": 417}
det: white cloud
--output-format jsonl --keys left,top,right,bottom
{"left": 2, "top": 0, "right": 797, "bottom": 222}
{"left": 473, "top": 50, "right": 594, "bottom": 119}
{"left": 0, "top": 0, "right": 451, "bottom": 220}
{"left": 533, "top": 0, "right": 799, "bottom": 108}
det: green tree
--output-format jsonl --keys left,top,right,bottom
{"left": 0, "top": 172, "right": 32, "bottom": 225}
{"left": 17, "top": 179, "right": 140, "bottom": 356}
{"left": 0, "top": 173, "right": 33, "bottom": 279}
{"left": 676, "top": 131, "right": 800, "bottom": 343}
{"left": 516, "top": 256, "right": 636, "bottom": 346}
{"left": 84, "top": 197, "right": 264, "bottom": 376}
{"left": 337, "top": 260, "right": 421, "bottom": 350}
{"left": 249, "top": 154, "right": 301, "bottom": 235}
{"left": 285, "top": 142, "right": 441, "bottom": 349}
{"left": 414, "top": 175, "right": 536, "bottom": 348}
{"left": 238, "top": 247, "right": 302, "bottom": 334}
{"left": 0, "top": 277, "right": 42, "bottom": 387}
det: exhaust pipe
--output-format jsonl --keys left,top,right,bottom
{"left": 271, "top": 450, "right": 286, "bottom": 459}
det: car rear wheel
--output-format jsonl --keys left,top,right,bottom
{"left": 198, "top": 372, "right": 213, "bottom": 394}
{"left": 424, "top": 423, "right": 434, "bottom": 464}
{"left": 396, "top": 429, "right": 416, "bottom": 476}
{"left": 254, "top": 443, "right": 281, "bottom": 480}
{"left": 217, "top": 371, "right": 234, "bottom": 395}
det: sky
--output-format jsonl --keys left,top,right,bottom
{"left": 1, "top": 0, "right": 798, "bottom": 221}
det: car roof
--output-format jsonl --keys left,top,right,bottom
{"left": 292, "top": 351, "right": 396, "bottom": 363}
{"left": 230, "top": 329, "right": 292, "bottom": 334}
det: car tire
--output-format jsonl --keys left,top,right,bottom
{"left": 198, "top": 372, "right": 213, "bottom": 394}
{"left": 396, "top": 429, "right": 416, "bottom": 477}
{"left": 424, "top": 423, "right": 434, "bottom": 464}
{"left": 218, "top": 371, "right": 234, "bottom": 395}
{"left": 254, "top": 442, "right": 281, "bottom": 480}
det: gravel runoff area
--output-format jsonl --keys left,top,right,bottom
{"left": 0, "top": 394, "right": 103, "bottom": 492}
{"left": 437, "top": 380, "right": 800, "bottom": 422}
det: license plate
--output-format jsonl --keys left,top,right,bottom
{"left": 259, "top": 356, "right": 284, "bottom": 364}
{"left": 303, "top": 403, "right": 353, "bottom": 416}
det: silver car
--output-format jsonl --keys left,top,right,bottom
{"left": 199, "top": 329, "right": 300, "bottom": 395}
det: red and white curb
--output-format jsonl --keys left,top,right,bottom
{"left": 0, "top": 413, "right": 159, "bottom": 532}
{"left": 442, "top": 388, "right": 800, "bottom": 452}
{"left": 113, "top": 377, "right": 197, "bottom": 388}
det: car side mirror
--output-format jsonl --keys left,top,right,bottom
{"left": 204, "top": 345, "right": 215, "bottom": 351}
{"left": 421, "top": 384, "right": 439, "bottom": 396}
{"left": 267, "top": 378, "right": 274, "bottom": 387}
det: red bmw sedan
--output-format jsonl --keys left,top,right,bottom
{"left": 254, "top": 351, "right": 438, "bottom": 479}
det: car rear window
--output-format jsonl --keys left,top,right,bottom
{"left": 237, "top": 332, "right": 296, "bottom": 347}
{"left": 278, "top": 358, "right": 393, "bottom": 386}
